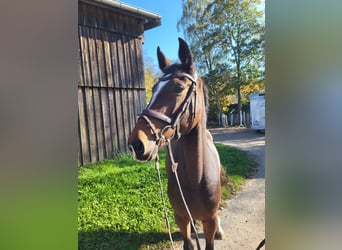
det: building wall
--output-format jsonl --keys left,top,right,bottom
{"left": 78, "top": 1, "right": 146, "bottom": 165}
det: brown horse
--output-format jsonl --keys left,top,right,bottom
{"left": 128, "top": 38, "right": 224, "bottom": 250}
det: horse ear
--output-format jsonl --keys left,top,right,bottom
{"left": 157, "top": 46, "right": 171, "bottom": 73}
{"left": 178, "top": 37, "right": 195, "bottom": 73}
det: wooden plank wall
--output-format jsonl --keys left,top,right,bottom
{"left": 78, "top": 2, "right": 146, "bottom": 165}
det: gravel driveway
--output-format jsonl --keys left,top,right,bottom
{"left": 211, "top": 128, "right": 265, "bottom": 250}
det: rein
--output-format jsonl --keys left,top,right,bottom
{"left": 154, "top": 141, "right": 201, "bottom": 250}
{"left": 154, "top": 154, "right": 175, "bottom": 249}
{"left": 139, "top": 72, "right": 202, "bottom": 249}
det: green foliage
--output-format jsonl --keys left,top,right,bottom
{"left": 216, "top": 143, "right": 256, "bottom": 176}
{"left": 78, "top": 144, "right": 256, "bottom": 249}
{"left": 178, "top": 0, "right": 222, "bottom": 74}
{"left": 203, "top": 65, "right": 234, "bottom": 116}
{"left": 179, "top": 0, "right": 265, "bottom": 122}
{"left": 215, "top": 143, "right": 258, "bottom": 198}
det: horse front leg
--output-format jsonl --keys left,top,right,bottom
{"left": 202, "top": 215, "right": 219, "bottom": 250}
{"left": 174, "top": 214, "right": 194, "bottom": 250}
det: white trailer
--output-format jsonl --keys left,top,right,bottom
{"left": 250, "top": 94, "right": 265, "bottom": 131}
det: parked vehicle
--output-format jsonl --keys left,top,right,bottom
{"left": 250, "top": 94, "right": 265, "bottom": 131}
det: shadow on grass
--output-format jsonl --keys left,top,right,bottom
{"left": 78, "top": 229, "right": 182, "bottom": 250}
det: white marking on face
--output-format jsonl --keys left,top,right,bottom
{"left": 146, "top": 73, "right": 171, "bottom": 109}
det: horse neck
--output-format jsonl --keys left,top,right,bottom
{"left": 177, "top": 111, "right": 207, "bottom": 186}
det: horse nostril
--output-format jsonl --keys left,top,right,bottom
{"left": 129, "top": 139, "right": 144, "bottom": 157}
{"left": 135, "top": 140, "right": 144, "bottom": 155}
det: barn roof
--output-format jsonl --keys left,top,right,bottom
{"left": 80, "top": 0, "right": 161, "bottom": 30}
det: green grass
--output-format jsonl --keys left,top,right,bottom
{"left": 78, "top": 144, "right": 257, "bottom": 249}
{"left": 215, "top": 143, "right": 258, "bottom": 199}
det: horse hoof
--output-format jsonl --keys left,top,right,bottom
{"left": 215, "top": 231, "right": 225, "bottom": 240}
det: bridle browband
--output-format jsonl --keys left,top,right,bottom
{"left": 138, "top": 72, "right": 198, "bottom": 143}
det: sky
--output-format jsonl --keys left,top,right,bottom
{"left": 122, "top": 0, "right": 264, "bottom": 69}
{"left": 122, "top": 0, "right": 184, "bottom": 67}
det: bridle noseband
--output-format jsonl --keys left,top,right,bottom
{"left": 138, "top": 72, "right": 198, "bottom": 145}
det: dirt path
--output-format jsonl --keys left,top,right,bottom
{"left": 173, "top": 127, "right": 265, "bottom": 249}
{"left": 211, "top": 128, "right": 265, "bottom": 250}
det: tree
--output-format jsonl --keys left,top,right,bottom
{"left": 209, "top": 0, "right": 265, "bottom": 123}
{"left": 178, "top": 0, "right": 231, "bottom": 124}
{"left": 178, "top": 0, "right": 224, "bottom": 75}
{"left": 178, "top": 0, "right": 265, "bottom": 125}
{"left": 202, "top": 64, "right": 232, "bottom": 124}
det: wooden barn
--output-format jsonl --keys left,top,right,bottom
{"left": 78, "top": 0, "right": 161, "bottom": 166}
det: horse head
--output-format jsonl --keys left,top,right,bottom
{"left": 128, "top": 38, "right": 204, "bottom": 161}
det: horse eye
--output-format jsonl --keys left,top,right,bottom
{"left": 174, "top": 84, "right": 185, "bottom": 93}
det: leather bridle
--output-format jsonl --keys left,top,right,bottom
{"left": 138, "top": 72, "right": 198, "bottom": 146}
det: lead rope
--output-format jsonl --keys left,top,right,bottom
{"left": 166, "top": 139, "right": 201, "bottom": 250}
{"left": 155, "top": 154, "right": 175, "bottom": 250}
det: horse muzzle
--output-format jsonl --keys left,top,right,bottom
{"left": 128, "top": 113, "right": 174, "bottom": 161}
{"left": 128, "top": 136, "right": 158, "bottom": 162}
